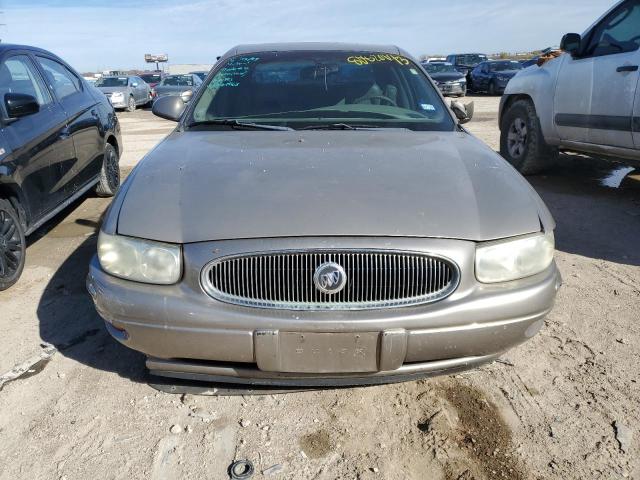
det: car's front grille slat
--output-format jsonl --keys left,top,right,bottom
{"left": 202, "top": 250, "right": 459, "bottom": 310}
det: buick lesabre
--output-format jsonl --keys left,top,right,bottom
{"left": 87, "top": 43, "right": 560, "bottom": 386}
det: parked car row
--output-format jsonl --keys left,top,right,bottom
{"left": 93, "top": 70, "right": 208, "bottom": 112}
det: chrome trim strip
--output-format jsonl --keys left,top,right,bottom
{"left": 200, "top": 249, "right": 461, "bottom": 311}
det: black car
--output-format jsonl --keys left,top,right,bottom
{"left": 445, "top": 53, "right": 488, "bottom": 76}
{"left": 422, "top": 62, "right": 467, "bottom": 97}
{"left": 0, "top": 44, "right": 122, "bottom": 290}
{"left": 469, "top": 60, "right": 523, "bottom": 95}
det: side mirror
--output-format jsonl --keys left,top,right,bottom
{"left": 451, "top": 100, "right": 474, "bottom": 125}
{"left": 152, "top": 95, "right": 186, "bottom": 122}
{"left": 5, "top": 93, "right": 39, "bottom": 119}
{"left": 560, "top": 33, "right": 582, "bottom": 57}
{"left": 180, "top": 89, "right": 193, "bottom": 103}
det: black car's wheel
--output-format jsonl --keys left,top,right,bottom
{"left": 500, "top": 99, "right": 557, "bottom": 175}
{"left": 0, "top": 199, "right": 26, "bottom": 291}
{"left": 127, "top": 95, "right": 136, "bottom": 112}
{"left": 95, "top": 143, "right": 120, "bottom": 197}
{"left": 488, "top": 80, "right": 497, "bottom": 96}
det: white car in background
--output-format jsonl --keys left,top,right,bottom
{"left": 499, "top": 0, "right": 640, "bottom": 174}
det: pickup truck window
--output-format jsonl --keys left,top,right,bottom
{"left": 584, "top": 0, "right": 640, "bottom": 57}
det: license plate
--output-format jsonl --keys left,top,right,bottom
{"left": 256, "top": 331, "right": 379, "bottom": 373}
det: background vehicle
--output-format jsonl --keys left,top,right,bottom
{"left": 424, "top": 57, "right": 446, "bottom": 63}
{"left": 139, "top": 72, "right": 165, "bottom": 101}
{"left": 422, "top": 61, "right": 467, "bottom": 96}
{"left": 469, "top": 60, "right": 523, "bottom": 95}
{"left": 445, "top": 53, "right": 488, "bottom": 76}
{"left": 0, "top": 44, "right": 122, "bottom": 290}
{"left": 499, "top": 0, "right": 640, "bottom": 174}
{"left": 95, "top": 75, "right": 151, "bottom": 111}
{"left": 153, "top": 73, "right": 202, "bottom": 103}
{"left": 520, "top": 57, "right": 539, "bottom": 68}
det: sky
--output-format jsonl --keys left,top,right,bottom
{"left": 0, "top": 0, "right": 614, "bottom": 72}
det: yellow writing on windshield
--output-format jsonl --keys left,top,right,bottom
{"left": 347, "top": 54, "right": 410, "bottom": 66}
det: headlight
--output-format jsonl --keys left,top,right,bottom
{"left": 111, "top": 91, "right": 124, "bottom": 99}
{"left": 98, "top": 232, "right": 182, "bottom": 284}
{"left": 475, "top": 231, "right": 554, "bottom": 283}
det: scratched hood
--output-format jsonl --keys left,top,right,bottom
{"left": 115, "top": 130, "right": 547, "bottom": 243}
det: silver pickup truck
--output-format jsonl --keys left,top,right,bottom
{"left": 499, "top": 0, "right": 640, "bottom": 174}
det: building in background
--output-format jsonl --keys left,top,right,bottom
{"left": 168, "top": 64, "right": 213, "bottom": 75}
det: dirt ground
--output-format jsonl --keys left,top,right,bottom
{"left": 0, "top": 96, "right": 639, "bottom": 480}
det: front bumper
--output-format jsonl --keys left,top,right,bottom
{"left": 87, "top": 237, "right": 561, "bottom": 386}
{"left": 108, "top": 97, "right": 128, "bottom": 108}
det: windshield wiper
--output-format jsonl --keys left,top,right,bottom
{"left": 187, "top": 119, "right": 294, "bottom": 131}
{"left": 300, "top": 123, "right": 382, "bottom": 130}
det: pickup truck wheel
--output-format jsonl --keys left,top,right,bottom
{"left": 95, "top": 143, "right": 120, "bottom": 197}
{"left": 127, "top": 95, "right": 136, "bottom": 112}
{"left": 0, "top": 199, "right": 26, "bottom": 291}
{"left": 488, "top": 80, "right": 497, "bottom": 96}
{"left": 500, "top": 99, "right": 556, "bottom": 175}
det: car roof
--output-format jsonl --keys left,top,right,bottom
{"left": 0, "top": 43, "right": 56, "bottom": 56}
{"left": 220, "top": 42, "right": 405, "bottom": 62}
{"left": 423, "top": 61, "right": 452, "bottom": 66}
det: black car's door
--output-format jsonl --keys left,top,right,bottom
{"left": 34, "top": 55, "right": 103, "bottom": 195}
{"left": 0, "top": 52, "right": 75, "bottom": 221}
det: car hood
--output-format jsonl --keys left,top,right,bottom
{"left": 97, "top": 86, "right": 131, "bottom": 94}
{"left": 115, "top": 130, "right": 546, "bottom": 243}
{"left": 430, "top": 72, "right": 465, "bottom": 82}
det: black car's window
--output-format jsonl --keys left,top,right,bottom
{"left": 423, "top": 63, "right": 457, "bottom": 74}
{"left": 36, "top": 57, "right": 82, "bottom": 100}
{"left": 95, "top": 77, "right": 128, "bottom": 87}
{"left": 457, "top": 54, "right": 487, "bottom": 66}
{"left": 191, "top": 51, "right": 455, "bottom": 131}
{"left": 162, "top": 75, "right": 194, "bottom": 86}
{"left": 0, "top": 55, "right": 51, "bottom": 106}
{"left": 584, "top": 0, "right": 640, "bottom": 57}
{"left": 489, "top": 61, "right": 523, "bottom": 72}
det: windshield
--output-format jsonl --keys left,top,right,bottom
{"left": 96, "top": 77, "right": 128, "bottom": 87}
{"left": 423, "top": 63, "right": 457, "bottom": 74}
{"left": 140, "top": 74, "right": 162, "bottom": 83}
{"left": 457, "top": 54, "right": 487, "bottom": 66}
{"left": 490, "top": 61, "right": 523, "bottom": 72}
{"left": 162, "top": 75, "right": 194, "bottom": 86}
{"left": 190, "top": 51, "right": 454, "bottom": 131}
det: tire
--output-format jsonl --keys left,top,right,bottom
{"left": 95, "top": 143, "right": 120, "bottom": 197}
{"left": 126, "top": 95, "right": 136, "bottom": 112}
{"left": 0, "top": 198, "right": 26, "bottom": 291}
{"left": 500, "top": 99, "right": 558, "bottom": 175}
{"left": 488, "top": 80, "right": 497, "bottom": 96}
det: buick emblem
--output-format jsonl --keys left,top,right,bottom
{"left": 313, "top": 262, "right": 347, "bottom": 294}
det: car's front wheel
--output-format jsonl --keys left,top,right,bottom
{"left": 127, "top": 95, "right": 136, "bottom": 112}
{"left": 0, "top": 199, "right": 26, "bottom": 291}
{"left": 500, "top": 99, "right": 557, "bottom": 175}
{"left": 488, "top": 80, "right": 497, "bottom": 96}
{"left": 95, "top": 143, "right": 120, "bottom": 197}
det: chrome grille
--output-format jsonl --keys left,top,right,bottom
{"left": 201, "top": 250, "right": 459, "bottom": 310}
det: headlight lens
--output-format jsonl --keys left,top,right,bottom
{"left": 475, "top": 231, "right": 554, "bottom": 283}
{"left": 98, "top": 232, "right": 182, "bottom": 284}
{"left": 111, "top": 91, "right": 124, "bottom": 99}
